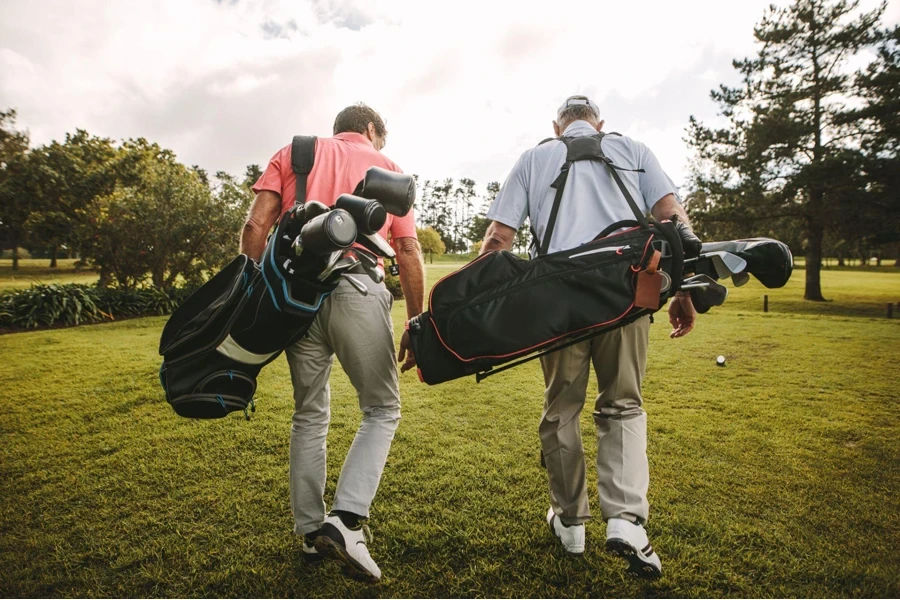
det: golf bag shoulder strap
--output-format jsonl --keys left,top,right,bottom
{"left": 537, "top": 132, "right": 648, "bottom": 256}
{"left": 290, "top": 135, "right": 317, "bottom": 206}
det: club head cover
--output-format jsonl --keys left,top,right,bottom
{"left": 674, "top": 221, "right": 702, "bottom": 259}
{"left": 352, "top": 167, "right": 416, "bottom": 216}
{"left": 688, "top": 277, "right": 728, "bottom": 314}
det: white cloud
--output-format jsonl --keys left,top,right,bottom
{"left": 0, "top": 0, "right": 896, "bottom": 194}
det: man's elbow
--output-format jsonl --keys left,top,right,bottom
{"left": 241, "top": 216, "right": 268, "bottom": 240}
{"left": 394, "top": 238, "right": 423, "bottom": 262}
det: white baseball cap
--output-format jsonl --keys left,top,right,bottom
{"left": 557, "top": 95, "right": 600, "bottom": 118}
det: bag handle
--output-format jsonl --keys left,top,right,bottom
{"left": 290, "top": 136, "right": 317, "bottom": 205}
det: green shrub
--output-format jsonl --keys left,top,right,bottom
{"left": 384, "top": 270, "right": 403, "bottom": 299}
{"left": 0, "top": 283, "right": 198, "bottom": 331}
{"left": 0, "top": 284, "right": 103, "bottom": 329}
{"left": 0, "top": 247, "right": 32, "bottom": 260}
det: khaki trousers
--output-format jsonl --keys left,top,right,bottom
{"left": 539, "top": 315, "right": 650, "bottom": 525}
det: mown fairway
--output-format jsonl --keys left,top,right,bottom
{"left": 1, "top": 264, "right": 899, "bottom": 598}
{"left": 0, "top": 259, "right": 99, "bottom": 292}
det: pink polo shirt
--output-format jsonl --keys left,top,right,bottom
{"left": 253, "top": 133, "right": 417, "bottom": 248}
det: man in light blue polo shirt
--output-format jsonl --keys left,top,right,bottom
{"left": 480, "top": 95, "right": 697, "bottom": 579}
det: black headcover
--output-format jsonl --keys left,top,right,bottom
{"left": 700, "top": 238, "right": 793, "bottom": 288}
{"left": 352, "top": 167, "right": 416, "bottom": 216}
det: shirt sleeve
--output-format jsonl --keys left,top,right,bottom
{"left": 389, "top": 207, "right": 418, "bottom": 240}
{"left": 486, "top": 150, "right": 530, "bottom": 230}
{"left": 252, "top": 148, "right": 285, "bottom": 196}
{"left": 636, "top": 142, "right": 679, "bottom": 212}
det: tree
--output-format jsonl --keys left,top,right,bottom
{"left": 514, "top": 219, "right": 532, "bottom": 254}
{"left": 0, "top": 109, "right": 31, "bottom": 270}
{"left": 451, "top": 178, "right": 477, "bottom": 252}
{"left": 416, "top": 226, "right": 445, "bottom": 263}
{"left": 420, "top": 178, "right": 455, "bottom": 250}
{"left": 191, "top": 165, "right": 209, "bottom": 186}
{"left": 466, "top": 214, "right": 491, "bottom": 246}
{"left": 22, "top": 131, "right": 117, "bottom": 266}
{"left": 845, "top": 25, "right": 900, "bottom": 265}
{"left": 243, "top": 164, "right": 263, "bottom": 188}
{"left": 687, "top": 0, "right": 885, "bottom": 300}
{"left": 83, "top": 152, "right": 241, "bottom": 289}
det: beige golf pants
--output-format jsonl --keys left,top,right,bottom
{"left": 285, "top": 276, "right": 401, "bottom": 535}
{"left": 539, "top": 315, "right": 650, "bottom": 526}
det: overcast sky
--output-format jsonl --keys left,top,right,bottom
{"left": 2, "top": 0, "right": 897, "bottom": 200}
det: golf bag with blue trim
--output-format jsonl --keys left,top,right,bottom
{"left": 159, "top": 136, "right": 416, "bottom": 418}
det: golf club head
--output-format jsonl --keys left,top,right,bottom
{"left": 341, "top": 274, "right": 369, "bottom": 296}
{"left": 709, "top": 251, "right": 747, "bottom": 279}
{"left": 351, "top": 248, "right": 385, "bottom": 284}
{"left": 317, "top": 254, "right": 359, "bottom": 282}
{"left": 687, "top": 274, "right": 729, "bottom": 314}
{"left": 355, "top": 232, "right": 396, "bottom": 259}
{"left": 732, "top": 271, "right": 750, "bottom": 287}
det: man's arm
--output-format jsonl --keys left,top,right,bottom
{"left": 395, "top": 237, "right": 425, "bottom": 318}
{"left": 650, "top": 193, "right": 690, "bottom": 226}
{"left": 479, "top": 221, "right": 517, "bottom": 254}
{"left": 395, "top": 236, "right": 426, "bottom": 373}
{"left": 650, "top": 193, "right": 697, "bottom": 338}
{"left": 239, "top": 191, "right": 282, "bottom": 260}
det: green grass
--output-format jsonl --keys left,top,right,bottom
{"left": 0, "top": 259, "right": 99, "bottom": 292}
{"left": 1, "top": 265, "right": 899, "bottom": 597}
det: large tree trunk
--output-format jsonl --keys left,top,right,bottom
{"left": 805, "top": 214, "right": 826, "bottom": 301}
{"left": 50, "top": 245, "right": 58, "bottom": 268}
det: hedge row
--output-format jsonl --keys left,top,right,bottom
{"left": 0, "top": 283, "right": 197, "bottom": 331}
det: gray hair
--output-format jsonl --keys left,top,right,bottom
{"left": 556, "top": 95, "right": 600, "bottom": 128}
{"left": 557, "top": 105, "right": 599, "bottom": 128}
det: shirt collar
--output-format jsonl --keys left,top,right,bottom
{"left": 334, "top": 132, "right": 373, "bottom": 145}
{"left": 562, "top": 120, "right": 598, "bottom": 137}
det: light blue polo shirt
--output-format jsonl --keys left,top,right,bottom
{"left": 487, "top": 120, "right": 680, "bottom": 257}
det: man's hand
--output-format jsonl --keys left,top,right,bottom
{"left": 397, "top": 329, "right": 416, "bottom": 373}
{"left": 668, "top": 292, "right": 696, "bottom": 338}
{"left": 480, "top": 221, "right": 517, "bottom": 254}
{"left": 394, "top": 237, "right": 425, "bottom": 374}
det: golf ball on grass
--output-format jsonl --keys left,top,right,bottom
{"left": 716, "top": 355, "right": 726, "bottom": 366}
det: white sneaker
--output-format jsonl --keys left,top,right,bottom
{"left": 546, "top": 507, "right": 585, "bottom": 554}
{"left": 605, "top": 517, "right": 662, "bottom": 579}
{"left": 314, "top": 514, "right": 382, "bottom": 583}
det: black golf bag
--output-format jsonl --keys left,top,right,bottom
{"left": 407, "top": 133, "right": 795, "bottom": 386}
{"left": 409, "top": 132, "right": 691, "bottom": 385}
{"left": 159, "top": 136, "right": 415, "bottom": 418}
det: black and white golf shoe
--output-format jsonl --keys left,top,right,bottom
{"left": 314, "top": 514, "right": 381, "bottom": 584}
{"left": 301, "top": 531, "right": 325, "bottom": 564}
{"left": 605, "top": 517, "right": 662, "bottom": 579}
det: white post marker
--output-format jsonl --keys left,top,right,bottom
{"left": 716, "top": 355, "right": 726, "bottom": 367}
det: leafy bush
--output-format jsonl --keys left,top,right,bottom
{"left": 0, "top": 283, "right": 197, "bottom": 331}
{"left": 384, "top": 269, "right": 404, "bottom": 300}
{"left": 0, "top": 247, "right": 32, "bottom": 260}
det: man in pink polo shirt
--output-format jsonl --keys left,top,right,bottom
{"left": 240, "top": 103, "right": 425, "bottom": 583}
